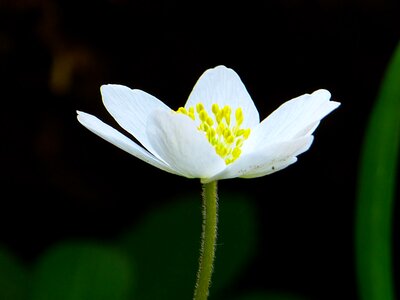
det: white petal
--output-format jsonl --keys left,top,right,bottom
{"left": 243, "top": 89, "right": 340, "bottom": 152}
{"left": 241, "top": 157, "right": 298, "bottom": 178}
{"left": 101, "top": 84, "right": 170, "bottom": 153}
{"left": 146, "top": 109, "right": 226, "bottom": 180}
{"left": 185, "top": 65, "right": 259, "bottom": 127}
{"left": 77, "top": 111, "right": 182, "bottom": 176}
{"left": 207, "top": 135, "right": 313, "bottom": 181}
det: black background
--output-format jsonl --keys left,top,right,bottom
{"left": 1, "top": 0, "right": 399, "bottom": 299}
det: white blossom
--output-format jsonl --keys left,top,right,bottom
{"left": 77, "top": 66, "right": 340, "bottom": 182}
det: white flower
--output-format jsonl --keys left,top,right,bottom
{"left": 77, "top": 65, "right": 340, "bottom": 183}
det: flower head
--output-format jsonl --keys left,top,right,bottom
{"left": 77, "top": 66, "right": 340, "bottom": 183}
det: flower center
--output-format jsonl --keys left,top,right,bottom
{"left": 176, "top": 103, "right": 251, "bottom": 164}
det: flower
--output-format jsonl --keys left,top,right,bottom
{"left": 77, "top": 65, "right": 340, "bottom": 183}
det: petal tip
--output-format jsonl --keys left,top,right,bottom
{"left": 100, "top": 84, "right": 133, "bottom": 96}
{"left": 213, "top": 65, "right": 229, "bottom": 70}
{"left": 100, "top": 84, "right": 111, "bottom": 92}
{"left": 76, "top": 111, "right": 92, "bottom": 124}
{"left": 76, "top": 110, "right": 85, "bottom": 119}
{"left": 312, "top": 89, "right": 331, "bottom": 100}
{"left": 206, "top": 65, "right": 236, "bottom": 76}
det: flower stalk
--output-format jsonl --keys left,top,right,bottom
{"left": 194, "top": 180, "right": 218, "bottom": 300}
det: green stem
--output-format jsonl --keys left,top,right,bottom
{"left": 194, "top": 180, "right": 218, "bottom": 300}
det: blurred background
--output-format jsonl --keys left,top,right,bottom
{"left": 0, "top": 0, "right": 399, "bottom": 299}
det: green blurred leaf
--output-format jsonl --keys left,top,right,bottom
{"left": 211, "top": 194, "right": 258, "bottom": 297}
{"left": 30, "top": 241, "right": 133, "bottom": 300}
{"left": 118, "top": 192, "right": 257, "bottom": 300}
{"left": 0, "top": 246, "right": 29, "bottom": 300}
{"left": 356, "top": 41, "right": 400, "bottom": 300}
{"left": 233, "top": 291, "right": 307, "bottom": 300}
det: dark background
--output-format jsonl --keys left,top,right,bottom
{"left": 1, "top": 0, "right": 399, "bottom": 299}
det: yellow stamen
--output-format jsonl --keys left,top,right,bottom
{"left": 235, "top": 108, "right": 244, "bottom": 126}
{"left": 188, "top": 107, "right": 195, "bottom": 120}
{"left": 212, "top": 103, "right": 219, "bottom": 115}
{"left": 175, "top": 102, "right": 251, "bottom": 164}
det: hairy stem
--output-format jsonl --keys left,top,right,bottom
{"left": 193, "top": 180, "right": 218, "bottom": 300}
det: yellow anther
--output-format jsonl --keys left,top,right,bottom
{"left": 216, "top": 144, "right": 226, "bottom": 156}
{"left": 208, "top": 128, "right": 216, "bottom": 140}
{"left": 232, "top": 147, "right": 241, "bottom": 159}
{"left": 223, "top": 128, "right": 231, "bottom": 139}
{"left": 225, "top": 135, "right": 234, "bottom": 144}
{"left": 216, "top": 110, "right": 224, "bottom": 123}
{"left": 206, "top": 131, "right": 212, "bottom": 142}
{"left": 212, "top": 103, "right": 219, "bottom": 115}
{"left": 236, "top": 138, "right": 244, "bottom": 147}
{"left": 175, "top": 102, "right": 251, "bottom": 165}
{"left": 177, "top": 107, "right": 188, "bottom": 115}
{"left": 235, "top": 128, "right": 244, "bottom": 136}
{"left": 217, "top": 122, "right": 225, "bottom": 134}
{"left": 177, "top": 106, "right": 195, "bottom": 120}
{"left": 199, "top": 110, "right": 208, "bottom": 122}
{"left": 196, "top": 103, "right": 205, "bottom": 113}
{"left": 188, "top": 107, "right": 195, "bottom": 120}
{"left": 235, "top": 108, "right": 244, "bottom": 126}
{"left": 222, "top": 106, "right": 231, "bottom": 125}
{"left": 220, "top": 147, "right": 228, "bottom": 157}
{"left": 243, "top": 128, "right": 251, "bottom": 139}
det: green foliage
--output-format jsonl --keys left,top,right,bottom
{"left": 0, "top": 247, "right": 29, "bottom": 300}
{"left": 0, "top": 192, "right": 312, "bottom": 300}
{"left": 30, "top": 241, "right": 132, "bottom": 300}
{"left": 118, "top": 192, "right": 257, "bottom": 300}
{"left": 356, "top": 41, "right": 400, "bottom": 300}
{"left": 211, "top": 194, "right": 258, "bottom": 297}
